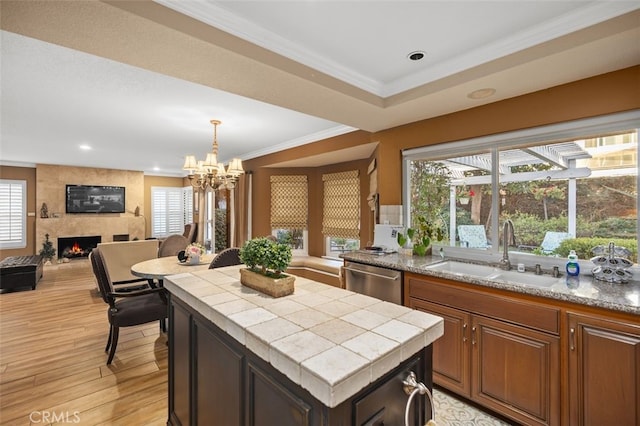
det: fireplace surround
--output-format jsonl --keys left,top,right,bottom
{"left": 58, "top": 236, "right": 102, "bottom": 259}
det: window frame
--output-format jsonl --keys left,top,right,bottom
{"left": 402, "top": 110, "right": 640, "bottom": 266}
{"left": 0, "top": 179, "right": 27, "bottom": 250}
{"left": 271, "top": 228, "right": 308, "bottom": 256}
{"left": 150, "top": 186, "right": 193, "bottom": 238}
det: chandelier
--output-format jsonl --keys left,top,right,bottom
{"left": 182, "top": 119, "right": 244, "bottom": 190}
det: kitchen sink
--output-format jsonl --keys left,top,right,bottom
{"left": 422, "top": 261, "right": 501, "bottom": 279}
{"left": 488, "top": 270, "right": 562, "bottom": 287}
{"left": 423, "top": 260, "right": 563, "bottom": 288}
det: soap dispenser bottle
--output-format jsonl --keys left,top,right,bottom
{"left": 566, "top": 250, "right": 580, "bottom": 276}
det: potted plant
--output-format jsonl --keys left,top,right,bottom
{"left": 184, "top": 242, "right": 206, "bottom": 264}
{"left": 39, "top": 233, "right": 56, "bottom": 265}
{"left": 239, "top": 237, "right": 294, "bottom": 297}
{"left": 456, "top": 186, "right": 475, "bottom": 205}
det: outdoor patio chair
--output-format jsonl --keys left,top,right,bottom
{"left": 458, "top": 225, "right": 490, "bottom": 248}
{"left": 540, "top": 231, "right": 570, "bottom": 254}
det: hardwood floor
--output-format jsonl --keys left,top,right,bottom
{"left": 0, "top": 259, "right": 167, "bottom": 425}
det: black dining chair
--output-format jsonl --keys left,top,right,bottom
{"left": 90, "top": 248, "right": 168, "bottom": 365}
{"left": 208, "top": 247, "right": 243, "bottom": 269}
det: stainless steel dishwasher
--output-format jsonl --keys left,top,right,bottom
{"left": 343, "top": 261, "right": 403, "bottom": 305}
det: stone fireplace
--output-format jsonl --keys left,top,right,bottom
{"left": 35, "top": 164, "right": 146, "bottom": 256}
{"left": 58, "top": 236, "right": 102, "bottom": 259}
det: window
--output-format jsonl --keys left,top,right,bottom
{"left": 272, "top": 228, "right": 307, "bottom": 253}
{"left": 270, "top": 175, "right": 308, "bottom": 253}
{"left": 403, "top": 111, "right": 639, "bottom": 264}
{"left": 325, "top": 237, "right": 360, "bottom": 259}
{"left": 0, "top": 180, "right": 26, "bottom": 249}
{"left": 151, "top": 186, "right": 193, "bottom": 238}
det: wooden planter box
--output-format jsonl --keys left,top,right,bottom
{"left": 240, "top": 268, "right": 295, "bottom": 298}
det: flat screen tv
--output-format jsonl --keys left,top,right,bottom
{"left": 66, "top": 185, "right": 126, "bottom": 214}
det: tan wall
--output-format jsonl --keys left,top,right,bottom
{"left": 374, "top": 66, "right": 640, "bottom": 205}
{"left": 35, "top": 165, "right": 146, "bottom": 255}
{"left": 0, "top": 164, "right": 187, "bottom": 259}
{"left": 0, "top": 165, "right": 37, "bottom": 258}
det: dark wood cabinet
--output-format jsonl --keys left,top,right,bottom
{"left": 169, "top": 299, "right": 191, "bottom": 426}
{"left": 472, "top": 315, "right": 559, "bottom": 425}
{"left": 410, "top": 299, "right": 471, "bottom": 398}
{"left": 168, "top": 293, "right": 434, "bottom": 426}
{"left": 406, "top": 272, "right": 560, "bottom": 426}
{"left": 568, "top": 312, "right": 640, "bottom": 426}
{"left": 193, "top": 318, "right": 244, "bottom": 425}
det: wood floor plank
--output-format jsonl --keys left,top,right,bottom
{"left": 59, "top": 382, "right": 167, "bottom": 426}
{"left": 0, "top": 259, "right": 168, "bottom": 425}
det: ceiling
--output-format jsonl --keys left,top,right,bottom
{"left": 1, "top": 1, "right": 639, "bottom": 177}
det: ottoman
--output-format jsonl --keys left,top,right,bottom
{"left": 0, "top": 255, "right": 44, "bottom": 291}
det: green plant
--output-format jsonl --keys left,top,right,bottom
{"left": 556, "top": 237, "right": 637, "bottom": 263}
{"left": 39, "top": 233, "right": 56, "bottom": 261}
{"left": 239, "top": 237, "right": 292, "bottom": 278}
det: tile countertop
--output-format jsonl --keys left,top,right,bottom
{"left": 163, "top": 265, "right": 444, "bottom": 408}
{"left": 341, "top": 252, "right": 640, "bottom": 316}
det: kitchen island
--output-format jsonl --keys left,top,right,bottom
{"left": 163, "top": 265, "right": 444, "bottom": 426}
{"left": 341, "top": 250, "right": 640, "bottom": 425}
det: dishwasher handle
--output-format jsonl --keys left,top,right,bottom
{"left": 343, "top": 266, "right": 401, "bottom": 281}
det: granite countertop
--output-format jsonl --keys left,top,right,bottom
{"left": 163, "top": 265, "right": 444, "bottom": 408}
{"left": 342, "top": 251, "right": 640, "bottom": 315}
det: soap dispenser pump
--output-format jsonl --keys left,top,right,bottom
{"left": 566, "top": 250, "right": 580, "bottom": 276}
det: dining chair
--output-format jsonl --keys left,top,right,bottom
{"left": 208, "top": 247, "right": 243, "bottom": 269}
{"left": 158, "top": 234, "right": 189, "bottom": 258}
{"left": 183, "top": 223, "right": 198, "bottom": 244}
{"left": 90, "top": 248, "right": 168, "bottom": 365}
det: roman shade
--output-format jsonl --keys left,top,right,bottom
{"left": 270, "top": 175, "right": 308, "bottom": 229}
{"left": 322, "top": 171, "right": 360, "bottom": 239}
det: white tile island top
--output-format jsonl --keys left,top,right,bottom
{"left": 163, "top": 265, "right": 444, "bottom": 408}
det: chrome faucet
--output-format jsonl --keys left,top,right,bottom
{"left": 500, "top": 219, "right": 515, "bottom": 270}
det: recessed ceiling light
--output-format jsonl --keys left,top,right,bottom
{"left": 407, "top": 51, "right": 426, "bottom": 61}
{"left": 153, "top": 166, "right": 160, "bottom": 171}
{"left": 467, "top": 88, "right": 496, "bottom": 99}
{"left": 79, "top": 144, "right": 92, "bottom": 151}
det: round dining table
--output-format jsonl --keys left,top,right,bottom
{"left": 131, "top": 253, "right": 215, "bottom": 281}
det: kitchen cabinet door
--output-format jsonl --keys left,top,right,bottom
{"left": 472, "top": 315, "right": 560, "bottom": 426}
{"left": 568, "top": 313, "right": 640, "bottom": 426}
{"left": 410, "top": 298, "right": 471, "bottom": 398}
{"left": 168, "top": 298, "right": 191, "bottom": 426}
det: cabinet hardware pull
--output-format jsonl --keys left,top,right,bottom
{"left": 472, "top": 326, "right": 476, "bottom": 345}
{"left": 570, "top": 327, "right": 575, "bottom": 351}
{"left": 463, "top": 323, "right": 467, "bottom": 343}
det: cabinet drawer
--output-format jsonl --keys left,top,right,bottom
{"left": 407, "top": 274, "right": 559, "bottom": 335}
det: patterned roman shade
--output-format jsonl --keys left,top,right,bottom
{"left": 270, "top": 175, "right": 308, "bottom": 229}
{"left": 322, "top": 170, "right": 360, "bottom": 239}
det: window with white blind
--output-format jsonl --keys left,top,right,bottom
{"left": 183, "top": 186, "right": 193, "bottom": 225}
{"left": 0, "top": 180, "right": 27, "bottom": 249}
{"left": 151, "top": 186, "right": 193, "bottom": 238}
